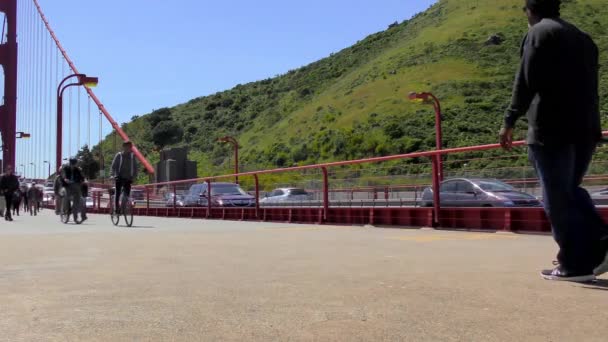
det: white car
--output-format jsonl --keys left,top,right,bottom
{"left": 43, "top": 187, "right": 55, "bottom": 204}
{"left": 261, "top": 188, "right": 313, "bottom": 203}
{"left": 85, "top": 197, "right": 94, "bottom": 209}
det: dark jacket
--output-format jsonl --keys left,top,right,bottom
{"left": 61, "top": 166, "right": 85, "bottom": 185}
{"left": 0, "top": 173, "right": 19, "bottom": 193}
{"left": 111, "top": 152, "right": 138, "bottom": 181}
{"left": 504, "top": 18, "right": 601, "bottom": 146}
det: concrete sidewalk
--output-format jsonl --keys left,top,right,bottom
{"left": 0, "top": 212, "right": 606, "bottom": 341}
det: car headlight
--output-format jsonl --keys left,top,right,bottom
{"left": 218, "top": 199, "right": 224, "bottom": 205}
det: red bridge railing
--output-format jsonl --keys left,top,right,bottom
{"left": 80, "top": 132, "right": 608, "bottom": 233}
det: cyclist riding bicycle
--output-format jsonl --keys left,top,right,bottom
{"left": 110, "top": 141, "right": 138, "bottom": 213}
{"left": 61, "top": 158, "right": 87, "bottom": 222}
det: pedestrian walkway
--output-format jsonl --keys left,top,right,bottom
{"left": 0, "top": 212, "right": 606, "bottom": 341}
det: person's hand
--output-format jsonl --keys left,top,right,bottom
{"left": 499, "top": 127, "right": 514, "bottom": 151}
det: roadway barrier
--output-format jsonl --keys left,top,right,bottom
{"left": 67, "top": 132, "right": 608, "bottom": 233}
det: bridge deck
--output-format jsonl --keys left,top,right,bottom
{"left": 1, "top": 212, "right": 606, "bottom": 341}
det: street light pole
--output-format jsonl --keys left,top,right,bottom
{"left": 30, "top": 162, "right": 36, "bottom": 179}
{"left": 43, "top": 161, "right": 50, "bottom": 178}
{"left": 409, "top": 91, "right": 444, "bottom": 227}
{"left": 56, "top": 74, "right": 98, "bottom": 172}
{"left": 218, "top": 136, "right": 239, "bottom": 184}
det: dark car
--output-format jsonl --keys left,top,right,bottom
{"left": 182, "top": 183, "right": 207, "bottom": 207}
{"left": 183, "top": 182, "right": 255, "bottom": 207}
{"left": 420, "top": 178, "right": 541, "bottom": 208}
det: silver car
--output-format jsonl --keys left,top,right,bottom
{"left": 420, "top": 178, "right": 541, "bottom": 208}
{"left": 591, "top": 188, "right": 608, "bottom": 206}
{"left": 261, "top": 188, "right": 313, "bottom": 204}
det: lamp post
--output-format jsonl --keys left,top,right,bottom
{"left": 217, "top": 136, "right": 239, "bottom": 184}
{"left": 43, "top": 161, "right": 51, "bottom": 178}
{"left": 57, "top": 74, "right": 98, "bottom": 172}
{"left": 30, "top": 162, "right": 36, "bottom": 179}
{"left": 409, "top": 91, "right": 444, "bottom": 227}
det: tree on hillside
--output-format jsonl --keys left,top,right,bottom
{"left": 147, "top": 107, "right": 172, "bottom": 127}
{"left": 152, "top": 121, "right": 183, "bottom": 149}
{"left": 76, "top": 145, "right": 101, "bottom": 180}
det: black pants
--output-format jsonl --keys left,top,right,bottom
{"left": 115, "top": 179, "right": 132, "bottom": 209}
{"left": 529, "top": 142, "right": 608, "bottom": 273}
{"left": 4, "top": 192, "right": 14, "bottom": 218}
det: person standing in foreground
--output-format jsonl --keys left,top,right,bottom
{"left": 61, "top": 158, "right": 86, "bottom": 222}
{"left": 0, "top": 166, "right": 20, "bottom": 221}
{"left": 500, "top": 0, "right": 608, "bottom": 282}
{"left": 110, "top": 141, "right": 138, "bottom": 213}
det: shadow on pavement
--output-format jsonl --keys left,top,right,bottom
{"left": 581, "top": 279, "right": 608, "bottom": 291}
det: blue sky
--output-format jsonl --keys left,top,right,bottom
{"left": 37, "top": 0, "right": 436, "bottom": 125}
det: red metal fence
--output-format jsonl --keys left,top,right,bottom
{"left": 76, "top": 134, "right": 608, "bottom": 233}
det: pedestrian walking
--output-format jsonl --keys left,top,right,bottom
{"left": 0, "top": 165, "right": 20, "bottom": 221}
{"left": 500, "top": 0, "right": 608, "bottom": 281}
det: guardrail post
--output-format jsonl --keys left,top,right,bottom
{"left": 206, "top": 179, "right": 212, "bottom": 218}
{"left": 321, "top": 167, "right": 329, "bottom": 222}
{"left": 384, "top": 187, "right": 389, "bottom": 200}
{"left": 431, "top": 158, "right": 441, "bottom": 228}
{"left": 254, "top": 174, "right": 260, "bottom": 219}
{"left": 173, "top": 184, "right": 177, "bottom": 209}
{"left": 146, "top": 187, "right": 150, "bottom": 211}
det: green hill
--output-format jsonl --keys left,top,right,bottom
{"left": 94, "top": 0, "right": 608, "bottom": 184}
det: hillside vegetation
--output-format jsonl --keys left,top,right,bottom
{"left": 93, "top": 0, "right": 608, "bottom": 184}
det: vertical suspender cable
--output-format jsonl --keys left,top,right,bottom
{"left": 56, "top": 47, "right": 59, "bottom": 166}
{"left": 31, "top": 5, "right": 36, "bottom": 176}
{"left": 99, "top": 109, "right": 103, "bottom": 178}
{"left": 88, "top": 96, "right": 91, "bottom": 148}
{"left": 43, "top": 18, "right": 47, "bottom": 176}
{"left": 78, "top": 86, "right": 81, "bottom": 152}
{"left": 38, "top": 15, "right": 43, "bottom": 178}
{"left": 48, "top": 22, "right": 53, "bottom": 173}
{"left": 68, "top": 84, "right": 72, "bottom": 157}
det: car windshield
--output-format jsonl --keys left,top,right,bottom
{"left": 211, "top": 184, "right": 248, "bottom": 196}
{"left": 475, "top": 180, "right": 515, "bottom": 192}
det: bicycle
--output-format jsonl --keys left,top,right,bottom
{"left": 59, "top": 189, "right": 83, "bottom": 224}
{"left": 109, "top": 185, "right": 134, "bottom": 227}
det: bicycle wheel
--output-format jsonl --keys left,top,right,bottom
{"left": 122, "top": 196, "right": 134, "bottom": 227}
{"left": 110, "top": 196, "right": 120, "bottom": 226}
{"left": 60, "top": 199, "right": 70, "bottom": 224}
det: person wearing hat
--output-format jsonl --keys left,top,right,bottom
{"left": 500, "top": 0, "right": 608, "bottom": 281}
